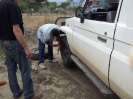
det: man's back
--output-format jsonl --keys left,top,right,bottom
{"left": 0, "top": 0, "right": 23, "bottom": 40}
{"left": 37, "top": 24, "right": 60, "bottom": 44}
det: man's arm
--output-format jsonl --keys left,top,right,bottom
{"left": 57, "top": 36, "right": 60, "bottom": 45}
{"left": 13, "top": 24, "right": 32, "bottom": 59}
{"left": 46, "top": 36, "right": 60, "bottom": 47}
{"left": 46, "top": 42, "right": 58, "bottom": 47}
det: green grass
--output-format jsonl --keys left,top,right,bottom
{"left": 0, "top": 46, "right": 6, "bottom": 62}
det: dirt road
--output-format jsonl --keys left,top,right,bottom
{"left": 0, "top": 29, "right": 120, "bottom": 99}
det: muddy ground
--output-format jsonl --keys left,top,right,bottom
{"left": 0, "top": 29, "right": 120, "bottom": 99}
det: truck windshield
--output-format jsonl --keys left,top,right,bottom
{"left": 106, "top": 0, "right": 119, "bottom": 3}
{"left": 86, "top": 0, "right": 119, "bottom": 11}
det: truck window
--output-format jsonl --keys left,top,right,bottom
{"left": 83, "top": 0, "right": 119, "bottom": 23}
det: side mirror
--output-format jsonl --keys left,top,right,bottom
{"left": 80, "top": 15, "right": 84, "bottom": 23}
{"left": 75, "top": 7, "right": 84, "bottom": 23}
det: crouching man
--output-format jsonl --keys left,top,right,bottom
{"left": 37, "top": 24, "right": 60, "bottom": 69}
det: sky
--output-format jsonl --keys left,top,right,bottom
{"left": 48, "top": 0, "right": 67, "bottom": 5}
{"left": 48, "top": 0, "right": 84, "bottom": 6}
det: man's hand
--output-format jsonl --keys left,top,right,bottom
{"left": 25, "top": 49, "right": 32, "bottom": 59}
{"left": 53, "top": 44, "right": 59, "bottom": 47}
{"left": 47, "top": 42, "right": 59, "bottom": 47}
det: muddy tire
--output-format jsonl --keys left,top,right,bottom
{"left": 60, "top": 36, "right": 74, "bottom": 67}
{"left": 30, "top": 47, "right": 48, "bottom": 60}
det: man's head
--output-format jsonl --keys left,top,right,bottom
{"left": 14, "top": 0, "right": 21, "bottom": 5}
{"left": 51, "top": 28, "right": 60, "bottom": 37}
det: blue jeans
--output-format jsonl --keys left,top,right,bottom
{"left": 38, "top": 39, "right": 53, "bottom": 65}
{"left": 0, "top": 40, "right": 34, "bottom": 99}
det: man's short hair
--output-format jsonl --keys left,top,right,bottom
{"left": 51, "top": 28, "right": 59, "bottom": 36}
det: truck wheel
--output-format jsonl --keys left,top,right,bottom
{"left": 60, "top": 36, "right": 73, "bottom": 67}
{"left": 30, "top": 47, "right": 48, "bottom": 60}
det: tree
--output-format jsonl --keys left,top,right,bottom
{"left": 19, "top": 1, "right": 28, "bottom": 13}
{"left": 67, "top": 0, "right": 83, "bottom": 6}
{"left": 19, "top": 0, "right": 48, "bottom": 14}
{"left": 19, "top": 0, "right": 76, "bottom": 14}
{"left": 60, "top": 2, "right": 70, "bottom": 9}
{"left": 48, "top": 2, "right": 57, "bottom": 12}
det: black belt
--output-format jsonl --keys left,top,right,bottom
{"left": 0, "top": 39, "right": 16, "bottom": 44}
{"left": 3, "top": 40, "right": 16, "bottom": 44}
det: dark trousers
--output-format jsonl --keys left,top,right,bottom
{"left": 38, "top": 39, "right": 53, "bottom": 65}
{"left": 0, "top": 40, "right": 34, "bottom": 99}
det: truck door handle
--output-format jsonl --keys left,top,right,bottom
{"left": 97, "top": 36, "right": 107, "bottom": 43}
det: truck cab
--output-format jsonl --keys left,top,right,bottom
{"left": 58, "top": 0, "right": 133, "bottom": 98}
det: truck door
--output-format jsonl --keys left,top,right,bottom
{"left": 109, "top": 0, "right": 133, "bottom": 98}
{"left": 72, "top": 0, "right": 119, "bottom": 86}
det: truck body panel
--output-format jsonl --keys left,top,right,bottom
{"left": 71, "top": 17, "right": 116, "bottom": 86}
{"left": 109, "top": 0, "right": 133, "bottom": 98}
{"left": 59, "top": 0, "right": 133, "bottom": 98}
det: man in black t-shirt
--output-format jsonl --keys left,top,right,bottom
{"left": 0, "top": 0, "right": 43, "bottom": 99}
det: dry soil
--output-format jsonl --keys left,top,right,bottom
{"left": 0, "top": 29, "right": 120, "bottom": 99}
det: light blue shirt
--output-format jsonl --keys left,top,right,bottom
{"left": 37, "top": 24, "right": 60, "bottom": 44}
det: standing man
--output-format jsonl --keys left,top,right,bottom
{"left": 37, "top": 24, "right": 60, "bottom": 69}
{"left": 0, "top": 0, "right": 43, "bottom": 99}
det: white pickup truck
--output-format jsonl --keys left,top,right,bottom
{"left": 57, "top": 0, "right": 133, "bottom": 99}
